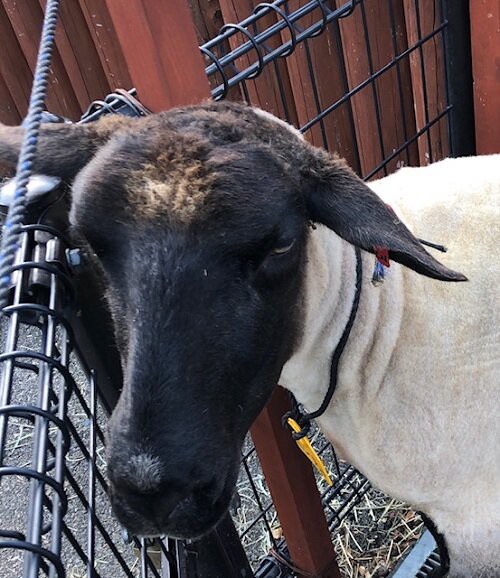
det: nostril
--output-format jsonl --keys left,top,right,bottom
{"left": 110, "top": 476, "right": 191, "bottom": 529}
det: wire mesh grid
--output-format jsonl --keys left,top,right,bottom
{"left": 201, "top": 0, "right": 452, "bottom": 179}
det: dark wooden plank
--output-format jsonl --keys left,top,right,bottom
{"left": 188, "top": 0, "right": 226, "bottom": 45}
{"left": 78, "top": 0, "right": 133, "bottom": 90}
{"left": 0, "top": 3, "right": 34, "bottom": 119}
{"left": 2, "top": 0, "right": 82, "bottom": 119}
{"left": 251, "top": 387, "right": 342, "bottom": 578}
{"left": 188, "top": 0, "right": 244, "bottom": 101}
{"left": 40, "top": 0, "right": 111, "bottom": 107}
{"left": 362, "top": 0, "right": 420, "bottom": 174}
{"left": 0, "top": 71, "right": 21, "bottom": 126}
{"left": 336, "top": 0, "right": 419, "bottom": 178}
{"left": 470, "top": 0, "right": 500, "bottom": 154}
{"left": 37, "top": 0, "right": 94, "bottom": 110}
{"left": 385, "top": 0, "right": 420, "bottom": 168}
{"left": 403, "top": 0, "right": 449, "bottom": 164}
{"left": 335, "top": 1, "right": 383, "bottom": 177}
{"left": 102, "top": 0, "right": 210, "bottom": 111}
{"left": 281, "top": 1, "right": 359, "bottom": 169}
{"left": 218, "top": 0, "right": 299, "bottom": 124}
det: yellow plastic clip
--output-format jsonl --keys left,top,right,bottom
{"left": 287, "top": 418, "right": 333, "bottom": 486}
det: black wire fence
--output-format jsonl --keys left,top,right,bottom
{"left": 0, "top": 0, "right": 474, "bottom": 577}
{"left": 200, "top": 0, "right": 472, "bottom": 176}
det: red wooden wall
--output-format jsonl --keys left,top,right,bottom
{"left": 0, "top": 0, "right": 466, "bottom": 171}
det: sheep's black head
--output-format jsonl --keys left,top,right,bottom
{"left": 0, "top": 102, "right": 465, "bottom": 538}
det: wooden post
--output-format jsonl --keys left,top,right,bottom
{"left": 251, "top": 387, "right": 341, "bottom": 578}
{"left": 102, "top": 0, "right": 210, "bottom": 111}
{"left": 470, "top": 0, "right": 500, "bottom": 154}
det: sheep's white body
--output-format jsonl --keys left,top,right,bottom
{"left": 280, "top": 155, "right": 500, "bottom": 577}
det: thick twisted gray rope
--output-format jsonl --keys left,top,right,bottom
{"left": 0, "top": 0, "right": 60, "bottom": 309}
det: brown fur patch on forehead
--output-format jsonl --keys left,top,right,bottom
{"left": 126, "top": 137, "right": 244, "bottom": 224}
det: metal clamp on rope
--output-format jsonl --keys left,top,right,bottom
{"left": 282, "top": 412, "right": 332, "bottom": 486}
{"left": 281, "top": 410, "right": 310, "bottom": 441}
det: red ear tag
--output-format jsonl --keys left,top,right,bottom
{"left": 374, "top": 246, "right": 390, "bottom": 268}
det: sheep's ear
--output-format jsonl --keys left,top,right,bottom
{"left": 0, "top": 115, "right": 136, "bottom": 182}
{"left": 302, "top": 152, "right": 467, "bottom": 282}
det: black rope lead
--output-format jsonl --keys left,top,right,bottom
{"left": 0, "top": 0, "right": 60, "bottom": 310}
{"left": 284, "top": 246, "right": 363, "bottom": 439}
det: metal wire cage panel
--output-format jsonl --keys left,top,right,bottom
{"left": 200, "top": 0, "right": 472, "bottom": 175}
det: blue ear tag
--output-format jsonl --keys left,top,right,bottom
{"left": 372, "top": 260, "right": 385, "bottom": 286}
{"left": 372, "top": 246, "right": 390, "bottom": 286}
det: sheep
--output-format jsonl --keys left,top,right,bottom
{"left": 0, "top": 101, "right": 498, "bottom": 577}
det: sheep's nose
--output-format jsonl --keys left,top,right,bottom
{"left": 118, "top": 483, "right": 183, "bottom": 522}
{"left": 108, "top": 454, "right": 218, "bottom": 530}
{"left": 110, "top": 473, "right": 222, "bottom": 537}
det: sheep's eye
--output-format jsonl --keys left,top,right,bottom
{"left": 269, "top": 239, "right": 295, "bottom": 256}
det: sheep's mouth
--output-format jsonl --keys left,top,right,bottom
{"left": 156, "top": 485, "right": 234, "bottom": 540}
{"left": 118, "top": 490, "right": 233, "bottom": 541}
{"left": 110, "top": 470, "right": 238, "bottom": 541}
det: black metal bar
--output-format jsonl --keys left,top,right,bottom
{"left": 364, "top": 107, "right": 451, "bottom": 180}
{"left": 303, "top": 38, "right": 329, "bottom": 149}
{"left": 413, "top": 0, "right": 433, "bottom": 162}
{"left": 87, "top": 370, "right": 97, "bottom": 578}
{"left": 440, "top": 0, "right": 475, "bottom": 156}
{"left": 387, "top": 0, "right": 412, "bottom": 167}
{"left": 204, "top": 1, "right": 358, "bottom": 99}
{"left": 239, "top": 458, "right": 278, "bottom": 543}
{"left": 184, "top": 513, "right": 255, "bottom": 578}
{"left": 331, "top": 17, "right": 362, "bottom": 173}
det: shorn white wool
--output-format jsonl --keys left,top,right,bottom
{"left": 279, "top": 154, "right": 500, "bottom": 578}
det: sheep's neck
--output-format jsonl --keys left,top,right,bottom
{"left": 279, "top": 224, "right": 404, "bottom": 440}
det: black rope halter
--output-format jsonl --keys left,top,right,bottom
{"left": 284, "top": 246, "right": 363, "bottom": 440}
